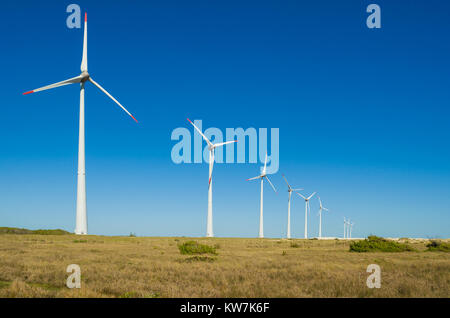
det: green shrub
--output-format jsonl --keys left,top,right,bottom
{"left": 426, "top": 240, "right": 450, "bottom": 252}
{"left": 178, "top": 241, "right": 217, "bottom": 255}
{"left": 290, "top": 242, "right": 300, "bottom": 248}
{"left": 350, "top": 236, "right": 415, "bottom": 252}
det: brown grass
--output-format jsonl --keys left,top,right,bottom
{"left": 0, "top": 235, "right": 448, "bottom": 298}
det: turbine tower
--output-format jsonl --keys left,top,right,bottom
{"left": 281, "top": 174, "right": 302, "bottom": 239}
{"left": 297, "top": 192, "right": 316, "bottom": 239}
{"left": 187, "top": 119, "right": 237, "bottom": 237}
{"left": 349, "top": 222, "right": 354, "bottom": 239}
{"left": 346, "top": 219, "right": 351, "bottom": 239}
{"left": 317, "top": 196, "right": 329, "bottom": 239}
{"left": 23, "top": 13, "right": 138, "bottom": 235}
{"left": 247, "top": 153, "right": 277, "bottom": 238}
{"left": 343, "top": 217, "right": 347, "bottom": 239}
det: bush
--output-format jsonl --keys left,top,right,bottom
{"left": 178, "top": 241, "right": 217, "bottom": 255}
{"left": 290, "top": 242, "right": 300, "bottom": 248}
{"left": 350, "top": 236, "right": 415, "bottom": 252}
{"left": 426, "top": 240, "right": 450, "bottom": 252}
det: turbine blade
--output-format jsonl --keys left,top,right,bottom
{"left": 323, "top": 207, "right": 330, "bottom": 212}
{"left": 307, "top": 192, "right": 317, "bottom": 200}
{"left": 296, "top": 192, "right": 307, "bottom": 200}
{"left": 187, "top": 118, "right": 212, "bottom": 147}
{"left": 88, "top": 78, "right": 138, "bottom": 123}
{"left": 246, "top": 176, "right": 261, "bottom": 181}
{"left": 263, "top": 153, "right": 268, "bottom": 174}
{"left": 208, "top": 149, "right": 214, "bottom": 188}
{"left": 80, "top": 12, "right": 88, "bottom": 72}
{"left": 292, "top": 188, "right": 303, "bottom": 191}
{"left": 282, "top": 174, "right": 291, "bottom": 188}
{"left": 23, "top": 75, "right": 83, "bottom": 95}
{"left": 265, "top": 175, "right": 277, "bottom": 193}
{"left": 214, "top": 140, "right": 237, "bottom": 148}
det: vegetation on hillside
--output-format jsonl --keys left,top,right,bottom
{"left": 349, "top": 235, "right": 415, "bottom": 252}
{"left": 426, "top": 240, "right": 450, "bottom": 252}
{"left": 0, "top": 227, "right": 70, "bottom": 235}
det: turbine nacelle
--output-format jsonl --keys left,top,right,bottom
{"left": 80, "top": 72, "right": 90, "bottom": 82}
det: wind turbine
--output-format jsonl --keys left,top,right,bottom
{"left": 317, "top": 196, "right": 330, "bottom": 239}
{"left": 281, "top": 174, "right": 302, "bottom": 239}
{"left": 349, "top": 222, "right": 354, "bottom": 239}
{"left": 187, "top": 118, "right": 237, "bottom": 237}
{"left": 22, "top": 13, "right": 138, "bottom": 235}
{"left": 343, "top": 218, "right": 347, "bottom": 239}
{"left": 247, "top": 153, "right": 277, "bottom": 238}
{"left": 346, "top": 219, "right": 351, "bottom": 239}
{"left": 296, "top": 191, "right": 316, "bottom": 239}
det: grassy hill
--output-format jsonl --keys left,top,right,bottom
{"left": 0, "top": 227, "right": 70, "bottom": 235}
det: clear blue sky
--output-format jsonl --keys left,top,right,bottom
{"left": 1, "top": 0, "right": 449, "bottom": 238}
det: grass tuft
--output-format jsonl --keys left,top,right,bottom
{"left": 180, "top": 256, "right": 217, "bottom": 263}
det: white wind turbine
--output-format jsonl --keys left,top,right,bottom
{"left": 346, "top": 218, "right": 351, "bottom": 239}
{"left": 23, "top": 13, "right": 138, "bottom": 235}
{"left": 343, "top": 217, "right": 347, "bottom": 239}
{"left": 247, "top": 153, "right": 277, "bottom": 238}
{"left": 281, "top": 174, "right": 303, "bottom": 239}
{"left": 296, "top": 191, "right": 316, "bottom": 239}
{"left": 187, "top": 118, "right": 237, "bottom": 237}
{"left": 317, "top": 196, "right": 330, "bottom": 239}
{"left": 349, "top": 222, "right": 354, "bottom": 239}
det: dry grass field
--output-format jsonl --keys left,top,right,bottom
{"left": 0, "top": 234, "right": 448, "bottom": 298}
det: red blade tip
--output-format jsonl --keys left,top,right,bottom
{"left": 23, "top": 90, "right": 33, "bottom": 95}
{"left": 85, "top": 13, "right": 87, "bottom": 22}
{"left": 187, "top": 118, "right": 192, "bottom": 123}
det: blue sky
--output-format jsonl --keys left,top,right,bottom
{"left": 1, "top": 0, "right": 449, "bottom": 238}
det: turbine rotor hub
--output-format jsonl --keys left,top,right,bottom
{"left": 80, "top": 72, "right": 90, "bottom": 82}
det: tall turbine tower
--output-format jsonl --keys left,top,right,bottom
{"left": 297, "top": 192, "right": 316, "bottom": 239}
{"left": 343, "top": 218, "right": 347, "bottom": 239}
{"left": 349, "top": 222, "right": 354, "bottom": 239}
{"left": 346, "top": 219, "right": 351, "bottom": 239}
{"left": 282, "top": 174, "right": 302, "bottom": 239}
{"left": 187, "top": 119, "right": 237, "bottom": 237}
{"left": 247, "top": 153, "right": 277, "bottom": 238}
{"left": 23, "top": 13, "right": 138, "bottom": 234}
{"left": 317, "top": 196, "right": 329, "bottom": 239}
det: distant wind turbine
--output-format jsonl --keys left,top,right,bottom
{"left": 346, "top": 219, "right": 351, "bottom": 239}
{"left": 317, "top": 196, "right": 330, "bottom": 239}
{"left": 281, "top": 174, "right": 303, "bottom": 239}
{"left": 343, "top": 217, "right": 347, "bottom": 239}
{"left": 349, "top": 222, "right": 354, "bottom": 239}
{"left": 247, "top": 153, "right": 277, "bottom": 238}
{"left": 23, "top": 13, "right": 138, "bottom": 235}
{"left": 187, "top": 118, "right": 237, "bottom": 237}
{"left": 297, "top": 191, "right": 316, "bottom": 239}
